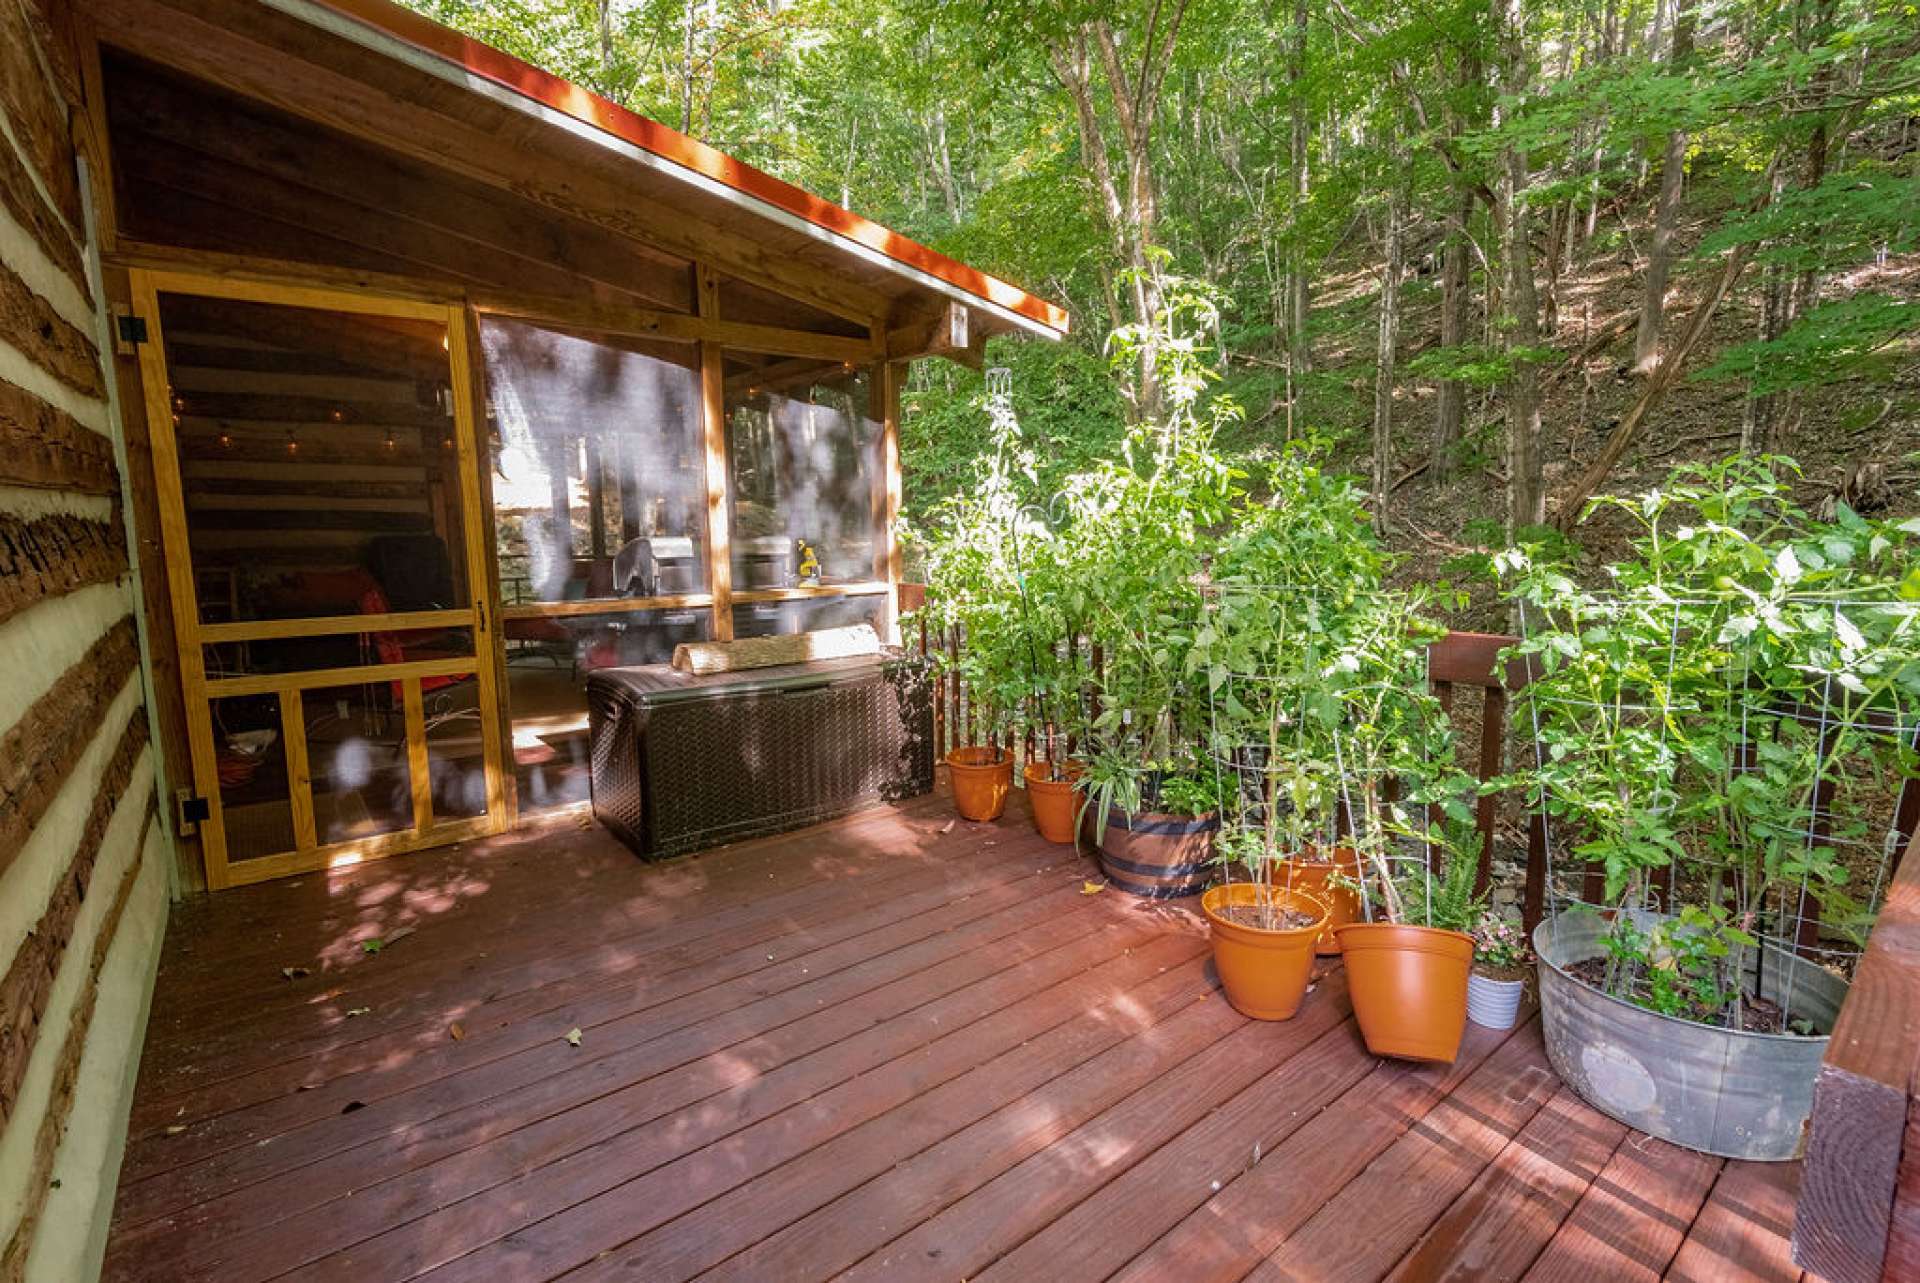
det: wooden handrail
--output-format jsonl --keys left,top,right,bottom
{"left": 1794, "top": 828, "right": 1920, "bottom": 1283}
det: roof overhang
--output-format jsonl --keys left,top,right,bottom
{"left": 256, "top": 0, "right": 1068, "bottom": 342}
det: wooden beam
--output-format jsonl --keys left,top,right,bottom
{"left": 885, "top": 300, "right": 972, "bottom": 361}
{"left": 280, "top": 688, "right": 318, "bottom": 852}
{"left": 111, "top": 241, "right": 884, "bottom": 366}
{"left": 699, "top": 340, "right": 734, "bottom": 641}
{"left": 102, "top": 262, "right": 203, "bottom": 894}
{"left": 110, "top": 240, "right": 462, "bottom": 315}
{"left": 473, "top": 292, "right": 879, "bottom": 364}
{"left": 442, "top": 302, "right": 509, "bottom": 834}
{"left": 878, "top": 359, "right": 903, "bottom": 643}
{"left": 498, "top": 594, "right": 714, "bottom": 621}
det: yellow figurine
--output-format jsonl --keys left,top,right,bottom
{"left": 796, "top": 538, "right": 821, "bottom": 586}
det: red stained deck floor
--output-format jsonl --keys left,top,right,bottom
{"left": 105, "top": 787, "right": 1814, "bottom": 1282}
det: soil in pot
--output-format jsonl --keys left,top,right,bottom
{"left": 946, "top": 746, "right": 1013, "bottom": 822}
{"left": 1274, "top": 847, "right": 1362, "bottom": 957}
{"left": 1564, "top": 957, "right": 1787, "bottom": 1033}
{"left": 1203, "top": 884, "right": 1328, "bottom": 1020}
{"left": 1334, "top": 922, "right": 1474, "bottom": 1062}
{"left": 1023, "top": 760, "right": 1083, "bottom": 844}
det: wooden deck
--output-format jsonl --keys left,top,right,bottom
{"left": 105, "top": 787, "right": 1816, "bottom": 1282}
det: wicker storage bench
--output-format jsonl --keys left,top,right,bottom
{"left": 585, "top": 652, "right": 933, "bottom": 859}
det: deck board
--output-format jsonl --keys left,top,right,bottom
{"left": 105, "top": 791, "right": 1818, "bottom": 1282}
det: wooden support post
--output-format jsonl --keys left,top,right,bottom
{"left": 402, "top": 677, "right": 431, "bottom": 834}
{"left": 282, "top": 688, "right": 316, "bottom": 852}
{"left": 1794, "top": 829, "right": 1920, "bottom": 1283}
{"left": 1475, "top": 686, "right": 1507, "bottom": 894}
{"left": 874, "top": 359, "right": 903, "bottom": 645}
{"left": 695, "top": 264, "right": 734, "bottom": 642}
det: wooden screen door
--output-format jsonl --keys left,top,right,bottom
{"left": 129, "top": 269, "right": 507, "bottom": 889}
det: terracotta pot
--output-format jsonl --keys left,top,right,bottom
{"left": 1088, "top": 808, "right": 1218, "bottom": 898}
{"left": 1202, "top": 884, "right": 1328, "bottom": 1021}
{"left": 1334, "top": 922, "right": 1474, "bottom": 1063}
{"left": 1274, "top": 846, "right": 1363, "bottom": 957}
{"left": 1023, "top": 760, "right": 1083, "bottom": 844}
{"left": 946, "top": 746, "right": 1013, "bottom": 821}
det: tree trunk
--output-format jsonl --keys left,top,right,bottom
{"left": 1432, "top": 184, "right": 1474, "bottom": 483}
{"left": 1494, "top": 0, "right": 1544, "bottom": 535}
{"left": 1632, "top": 0, "right": 1697, "bottom": 374}
{"left": 1374, "top": 153, "right": 1408, "bottom": 528}
{"left": 1286, "top": 0, "right": 1312, "bottom": 375}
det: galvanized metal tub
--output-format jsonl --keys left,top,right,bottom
{"left": 1532, "top": 910, "right": 1848, "bottom": 1161}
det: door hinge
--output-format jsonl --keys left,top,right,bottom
{"left": 175, "top": 788, "right": 210, "bottom": 836}
{"left": 114, "top": 308, "right": 149, "bottom": 349}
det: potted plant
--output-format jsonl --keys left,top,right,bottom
{"left": 1201, "top": 825, "right": 1329, "bottom": 1020}
{"left": 1497, "top": 457, "right": 1920, "bottom": 1158}
{"left": 1198, "top": 461, "right": 1388, "bottom": 951}
{"left": 1324, "top": 590, "right": 1484, "bottom": 1063}
{"left": 1466, "top": 911, "right": 1530, "bottom": 1030}
{"left": 909, "top": 371, "right": 1077, "bottom": 825}
{"left": 1078, "top": 748, "right": 1222, "bottom": 897}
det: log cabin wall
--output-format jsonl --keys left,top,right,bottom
{"left": 0, "top": 0, "right": 171, "bottom": 1277}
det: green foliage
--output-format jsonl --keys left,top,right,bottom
{"left": 1698, "top": 294, "right": 1920, "bottom": 396}
{"left": 1496, "top": 457, "right": 1920, "bottom": 1027}
{"left": 1405, "top": 344, "right": 1559, "bottom": 390}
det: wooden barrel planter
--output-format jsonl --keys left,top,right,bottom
{"left": 1087, "top": 809, "right": 1219, "bottom": 898}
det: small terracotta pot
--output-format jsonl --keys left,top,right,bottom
{"left": 1274, "top": 846, "right": 1363, "bottom": 957}
{"left": 1203, "top": 884, "right": 1328, "bottom": 1021}
{"left": 1334, "top": 922, "right": 1474, "bottom": 1063}
{"left": 1023, "top": 760, "right": 1083, "bottom": 844}
{"left": 946, "top": 746, "right": 1013, "bottom": 822}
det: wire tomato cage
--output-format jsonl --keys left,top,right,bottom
{"left": 1196, "top": 584, "right": 1468, "bottom": 928}
{"left": 1517, "top": 591, "right": 1920, "bottom": 1031}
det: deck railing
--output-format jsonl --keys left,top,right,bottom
{"left": 1794, "top": 825, "right": 1920, "bottom": 1283}
{"left": 894, "top": 584, "right": 1548, "bottom": 930}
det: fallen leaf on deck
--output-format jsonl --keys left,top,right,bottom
{"left": 449, "top": 1022, "right": 466, "bottom": 1041}
{"left": 346, "top": 1006, "right": 371, "bottom": 1018}
{"left": 564, "top": 1027, "right": 583, "bottom": 1047}
{"left": 1081, "top": 881, "right": 1107, "bottom": 895}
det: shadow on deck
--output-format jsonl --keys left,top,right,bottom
{"left": 104, "top": 787, "right": 1812, "bottom": 1282}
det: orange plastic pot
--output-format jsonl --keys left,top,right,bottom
{"left": 1275, "top": 847, "right": 1362, "bottom": 957}
{"left": 1334, "top": 922, "right": 1474, "bottom": 1063}
{"left": 946, "top": 746, "right": 1013, "bottom": 821}
{"left": 1202, "top": 884, "right": 1328, "bottom": 1021}
{"left": 1023, "top": 760, "right": 1083, "bottom": 844}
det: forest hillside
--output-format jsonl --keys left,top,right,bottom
{"left": 407, "top": 0, "right": 1920, "bottom": 608}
